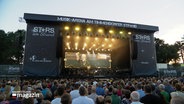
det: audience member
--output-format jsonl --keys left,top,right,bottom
{"left": 96, "top": 96, "right": 104, "bottom": 104}
{"left": 61, "top": 93, "right": 72, "bottom": 104}
{"left": 130, "top": 91, "right": 142, "bottom": 104}
{"left": 72, "top": 86, "right": 94, "bottom": 104}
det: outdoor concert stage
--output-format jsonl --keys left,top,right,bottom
{"left": 23, "top": 13, "right": 159, "bottom": 77}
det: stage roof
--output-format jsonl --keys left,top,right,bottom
{"left": 24, "top": 13, "right": 159, "bottom": 32}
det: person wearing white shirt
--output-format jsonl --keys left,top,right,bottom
{"left": 72, "top": 86, "right": 94, "bottom": 104}
{"left": 70, "top": 83, "right": 80, "bottom": 100}
{"left": 51, "top": 86, "right": 65, "bottom": 104}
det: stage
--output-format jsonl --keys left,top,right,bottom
{"left": 23, "top": 13, "right": 158, "bottom": 77}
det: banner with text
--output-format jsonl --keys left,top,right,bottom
{"left": 23, "top": 23, "right": 59, "bottom": 76}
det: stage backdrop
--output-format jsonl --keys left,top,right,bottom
{"left": 131, "top": 31, "right": 157, "bottom": 76}
{"left": 23, "top": 23, "right": 59, "bottom": 76}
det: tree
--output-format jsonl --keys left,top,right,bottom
{"left": 175, "top": 41, "right": 184, "bottom": 63}
{"left": 0, "top": 29, "right": 25, "bottom": 64}
{"left": 155, "top": 38, "right": 180, "bottom": 63}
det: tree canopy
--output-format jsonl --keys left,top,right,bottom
{"left": 155, "top": 38, "right": 180, "bottom": 63}
{"left": 0, "top": 29, "right": 25, "bottom": 64}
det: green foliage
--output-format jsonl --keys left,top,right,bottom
{"left": 0, "top": 29, "right": 25, "bottom": 64}
{"left": 155, "top": 38, "right": 180, "bottom": 63}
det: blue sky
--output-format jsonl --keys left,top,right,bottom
{"left": 0, "top": 0, "right": 184, "bottom": 44}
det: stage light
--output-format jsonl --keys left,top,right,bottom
{"left": 64, "top": 58, "right": 67, "bottom": 61}
{"left": 119, "top": 31, "right": 123, "bottom": 34}
{"left": 111, "top": 38, "right": 115, "bottom": 42}
{"left": 93, "top": 44, "right": 96, "bottom": 47}
{"left": 102, "top": 44, "right": 104, "bottom": 47}
{"left": 66, "top": 42, "right": 69, "bottom": 46}
{"left": 75, "top": 43, "right": 78, "bottom": 46}
{"left": 105, "top": 38, "right": 108, "bottom": 41}
{"left": 75, "top": 47, "right": 78, "bottom": 50}
{"left": 86, "top": 36, "right": 89, "bottom": 40}
{"left": 87, "top": 28, "right": 91, "bottom": 32}
{"left": 76, "top": 36, "right": 79, "bottom": 39}
{"left": 108, "top": 49, "right": 110, "bottom": 51}
{"left": 84, "top": 43, "right": 87, "bottom": 47}
{"left": 95, "top": 37, "right": 98, "bottom": 41}
{"left": 109, "top": 44, "right": 112, "bottom": 47}
{"left": 67, "top": 35, "right": 70, "bottom": 39}
{"left": 98, "top": 28, "right": 103, "bottom": 33}
{"left": 75, "top": 27, "right": 80, "bottom": 31}
{"left": 109, "top": 30, "right": 114, "bottom": 34}
{"left": 89, "top": 48, "right": 91, "bottom": 50}
{"left": 87, "top": 66, "right": 91, "bottom": 70}
{"left": 96, "top": 49, "right": 98, "bottom": 51}
{"left": 82, "top": 48, "right": 85, "bottom": 50}
{"left": 64, "top": 26, "right": 69, "bottom": 30}
{"left": 128, "top": 32, "right": 132, "bottom": 35}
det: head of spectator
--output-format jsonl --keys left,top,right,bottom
{"left": 41, "top": 100, "right": 51, "bottom": 104}
{"left": 97, "top": 82, "right": 103, "bottom": 88}
{"left": 124, "top": 90, "right": 131, "bottom": 99}
{"left": 144, "top": 85, "right": 152, "bottom": 94}
{"left": 174, "top": 83, "right": 182, "bottom": 91}
{"left": 36, "top": 92, "right": 44, "bottom": 104}
{"left": 112, "top": 88, "right": 118, "bottom": 95}
{"left": 61, "top": 93, "right": 72, "bottom": 104}
{"left": 0, "top": 93, "right": 5, "bottom": 102}
{"left": 22, "top": 98, "right": 34, "bottom": 104}
{"left": 163, "top": 79, "right": 169, "bottom": 85}
{"left": 74, "top": 82, "right": 80, "bottom": 90}
{"left": 96, "top": 96, "right": 104, "bottom": 104}
{"left": 54, "top": 85, "right": 65, "bottom": 97}
{"left": 79, "top": 86, "right": 87, "bottom": 96}
{"left": 91, "top": 85, "right": 96, "bottom": 94}
{"left": 42, "top": 82, "right": 47, "bottom": 89}
{"left": 158, "top": 84, "right": 165, "bottom": 91}
{"left": 130, "top": 91, "right": 140, "bottom": 102}
{"left": 170, "top": 96, "right": 184, "bottom": 104}
{"left": 104, "top": 96, "right": 112, "bottom": 104}
{"left": 136, "top": 83, "right": 142, "bottom": 90}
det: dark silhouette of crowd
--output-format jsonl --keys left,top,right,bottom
{"left": 0, "top": 77, "right": 184, "bottom": 104}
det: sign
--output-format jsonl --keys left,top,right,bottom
{"left": 32, "top": 26, "right": 55, "bottom": 37}
{"left": 134, "top": 34, "right": 151, "bottom": 43}
{"left": 29, "top": 55, "right": 52, "bottom": 63}
{"left": 57, "top": 17, "right": 137, "bottom": 28}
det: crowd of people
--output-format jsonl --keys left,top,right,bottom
{"left": 0, "top": 77, "right": 184, "bottom": 104}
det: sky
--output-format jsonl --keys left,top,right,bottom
{"left": 0, "top": 0, "right": 184, "bottom": 44}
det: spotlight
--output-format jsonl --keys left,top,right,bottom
{"left": 109, "top": 44, "right": 112, "bottom": 47}
{"left": 66, "top": 42, "right": 69, "bottom": 46}
{"left": 98, "top": 28, "right": 103, "bottom": 33}
{"left": 105, "top": 38, "right": 108, "bottom": 41}
{"left": 93, "top": 44, "right": 96, "bottom": 47}
{"left": 64, "top": 26, "right": 69, "bottom": 30}
{"left": 95, "top": 37, "right": 98, "bottom": 41}
{"left": 109, "top": 30, "right": 114, "bottom": 34}
{"left": 87, "top": 28, "right": 91, "bottom": 32}
{"left": 102, "top": 44, "right": 104, "bottom": 47}
{"left": 86, "top": 36, "right": 89, "bottom": 40}
{"left": 76, "top": 36, "right": 79, "bottom": 39}
{"left": 75, "top": 27, "right": 80, "bottom": 31}
{"left": 84, "top": 43, "right": 87, "bottom": 47}
{"left": 111, "top": 38, "right": 115, "bottom": 42}
{"left": 119, "top": 31, "right": 123, "bottom": 34}
{"left": 128, "top": 32, "right": 132, "bottom": 35}
{"left": 67, "top": 35, "right": 70, "bottom": 39}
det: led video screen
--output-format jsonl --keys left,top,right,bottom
{"left": 64, "top": 52, "right": 111, "bottom": 68}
